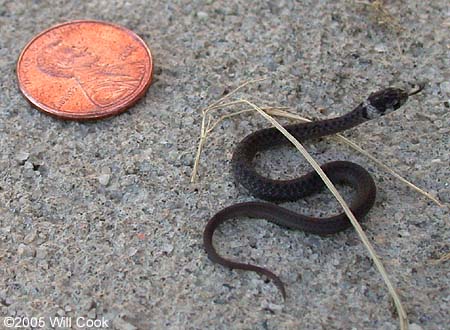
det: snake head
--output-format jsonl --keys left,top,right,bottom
{"left": 363, "top": 87, "right": 410, "bottom": 119}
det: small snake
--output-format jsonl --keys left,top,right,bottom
{"left": 203, "top": 85, "right": 423, "bottom": 299}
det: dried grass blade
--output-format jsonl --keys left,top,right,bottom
{"left": 241, "top": 99, "right": 409, "bottom": 330}
{"left": 266, "top": 109, "right": 443, "bottom": 207}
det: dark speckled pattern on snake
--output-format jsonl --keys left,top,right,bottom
{"left": 203, "top": 85, "right": 423, "bottom": 299}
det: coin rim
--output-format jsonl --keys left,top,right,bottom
{"left": 16, "top": 20, "right": 153, "bottom": 120}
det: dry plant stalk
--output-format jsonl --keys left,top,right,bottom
{"left": 240, "top": 99, "right": 409, "bottom": 330}
{"left": 191, "top": 78, "right": 267, "bottom": 184}
{"left": 266, "top": 109, "right": 444, "bottom": 207}
{"left": 433, "top": 252, "right": 450, "bottom": 264}
{"left": 191, "top": 89, "right": 442, "bottom": 207}
{"left": 192, "top": 78, "right": 443, "bottom": 330}
{"left": 354, "top": 0, "right": 405, "bottom": 33}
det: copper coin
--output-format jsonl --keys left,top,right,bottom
{"left": 17, "top": 20, "right": 153, "bottom": 120}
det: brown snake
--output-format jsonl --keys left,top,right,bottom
{"left": 203, "top": 85, "right": 423, "bottom": 299}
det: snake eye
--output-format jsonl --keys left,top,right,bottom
{"left": 391, "top": 93, "right": 409, "bottom": 110}
{"left": 391, "top": 99, "right": 400, "bottom": 109}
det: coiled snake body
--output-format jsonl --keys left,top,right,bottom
{"left": 203, "top": 86, "right": 422, "bottom": 299}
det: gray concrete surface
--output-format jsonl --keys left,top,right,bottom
{"left": 0, "top": 1, "right": 449, "bottom": 329}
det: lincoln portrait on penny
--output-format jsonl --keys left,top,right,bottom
{"left": 36, "top": 39, "right": 145, "bottom": 108}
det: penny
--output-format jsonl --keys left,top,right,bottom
{"left": 17, "top": 20, "right": 153, "bottom": 120}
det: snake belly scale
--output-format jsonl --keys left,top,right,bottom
{"left": 203, "top": 86, "right": 422, "bottom": 299}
